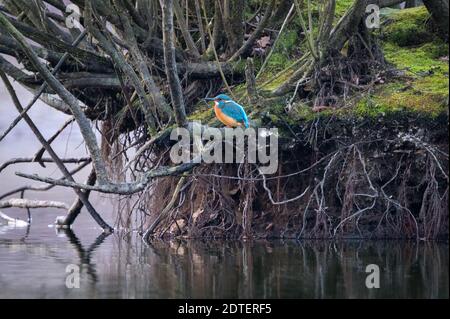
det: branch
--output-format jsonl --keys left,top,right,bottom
{"left": 194, "top": 0, "right": 206, "bottom": 52}
{"left": 143, "top": 175, "right": 187, "bottom": 240}
{"left": 16, "top": 161, "right": 198, "bottom": 195}
{"left": 328, "top": 0, "right": 368, "bottom": 53}
{"left": 0, "top": 157, "right": 90, "bottom": 173}
{"left": 173, "top": 0, "right": 201, "bottom": 59}
{"left": 256, "top": 3, "right": 295, "bottom": 79}
{"left": 114, "top": 0, "right": 172, "bottom": 120}
{"left": 200, "top": 0, "right": 236, "bottom": 100}
{"left": 228, "top": 0, "right": 276, "bottom": 62}
{"left": 0, "top": 13, "right": 111, "bottom": 70}
{"left": 0, "top": 160, "right": 91, "bottom": 201}
{"left": 85, "top": 1, "right": 158, "bottom": 131}
{"left": 0, "top": 28, "right": 86, "bottom": 143}
{"left": 0, "top": 198, "right": 69, "bottom": 210}
{"left": 0, "top": 11, "right": 110, "bottom": 184}
{"left": 160, "top": 0, "right": 187, "bottom": 127}
{"left": 0, "top": 68, "right": 112, "bottom": 232}
{"left": 32, "top": 117, "right": 75, "bottom": 166}
{"left": 0, "top": 210, "right": 28, "bottom": 226}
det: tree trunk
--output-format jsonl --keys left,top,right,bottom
{"left": 423, "top": 0, "right": 449, "bottom": 40}
{"left": 160, "top": 0, "right": 188, "bottom": 127}
{"left": 205, "top": 0, "right": 226, "bottom": 58}
{"left": 222, "top": 0, "right": 245, "bottom": 55}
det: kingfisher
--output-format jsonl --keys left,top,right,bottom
{"left": 204, "top": 94, "right": 250, "bottom": 128}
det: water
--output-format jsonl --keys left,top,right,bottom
{"left": 0, "top": 84, "right": 448, "bottom": 299}
{"left": 0, "top": 211, "right": 448, "bottom": 298}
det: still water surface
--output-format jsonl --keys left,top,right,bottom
{"left": 0, "top": 210, "right": 448, "bottom": 298}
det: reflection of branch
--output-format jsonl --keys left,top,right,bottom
{"left": 62, "top": 228, "right": 111, "bottom": 283}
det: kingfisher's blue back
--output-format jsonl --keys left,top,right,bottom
{"left": 215, "top": 94, "right": 249, "bottom": 128}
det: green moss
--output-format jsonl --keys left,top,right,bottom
{"left": 291, "top": 103, "right": 317, "bottom": 121}
{"left": 259, "top": 69, "right": 294, "bottom": 91}
{"left": 265, "top": 52, "right": 288, "bottom": 70}
{"left": 188, "top": 101, "right": 215, "bottom": 125}
{"left": 355, "top": 6, "right": 450, "bottom": 118}
{"left": 383, "top": 42, "right": 448, "bottom": 74}
{"left": 420, "top": 41, "right": 449, "bottom": 59}
{"left": 382, "top": 6, "right": 432, "bottom": 47}
{"left": 195, "top": 5, "right": 448, "bottom": 125}
{"left": 335, "top": 0, "right": 355, "bottom": 17}
{"left": 233, "top": 59, "right": 247, "bottom": 74}
{"left": 352, "top": 74, "right": 448, "bottom": 118}
{"left": 263, "top": 30, "right": 299, "bottom": 73}
{"left": 278, "top": 30, "right": 299, "bottom": 51}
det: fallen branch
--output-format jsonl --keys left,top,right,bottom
{"left": 15, "top": 161, "right": 198, "bottom": 195}
{"left": 0, "top": 210, "right": 29, "bottom": 227}
{"left": 0, "top": 198, "right": 69, "bottom": 210}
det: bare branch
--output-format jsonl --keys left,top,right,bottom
{"left": 0, "top": 160, "right": 91, "bottom": 201}
{"left": 173, "top": 0, "right": 201, "bottom": 59}
{"left": 0, "top": 68, "right": 112, "bottom": 232}
{"left": 228, "top": 0, "right": 276, "bottom": 62}
{"left": 0, "top": 156, "right": 90, "bottom": 173}
{"left": 0, "top": 12, "right": 110, "bottom": 184}
{"left": 160, "top": 0, "right": 187, "bottom": 127}
{"left": 0, "top": 198, "right": 69, "bottom": 210}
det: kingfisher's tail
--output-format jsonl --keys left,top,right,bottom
{"left": 243, "top": 118, "right": 250, "bottom": 128}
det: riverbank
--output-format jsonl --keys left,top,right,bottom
{"left": 143, "top": 6, "right": 448, "bottom": 240}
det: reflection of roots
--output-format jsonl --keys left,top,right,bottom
{"left": 129, "top": 116, "right": 448, "bottom": 240}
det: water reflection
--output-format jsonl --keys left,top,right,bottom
{"left": 0, "top": 224, "right": 447, "bottom": 298}
{"left": 62, "top": 229, "right": 111, "bottom": 283}
{"left": 139, "top": 239, "right": 448, "bottom": 299}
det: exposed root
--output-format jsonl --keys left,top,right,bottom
{"left": 126, "top": 115, "right": 448, "bottom": 241}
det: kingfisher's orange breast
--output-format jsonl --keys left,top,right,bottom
{"left": 214, "top": 103, "right": 240, "bottom": 127}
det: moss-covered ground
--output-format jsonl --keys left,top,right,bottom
{"left": 354, "top": 6, "right": 448, "bottom": 118}
{"left": 189, "top": 5, "right": 448, "bottom": 132}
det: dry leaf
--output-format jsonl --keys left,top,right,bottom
{"left": 257, "top": 36, "right": 271, "bottom": 48}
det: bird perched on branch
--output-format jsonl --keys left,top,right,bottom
{"left": 205, "top": 94, "right": 250, "bottom": 128}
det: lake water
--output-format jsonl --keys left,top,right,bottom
{"left": 0, "top": 210, "right": 448, "bottom": 298}
{"left": 0, "top": 84, "right": 448, "bottom": 299}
